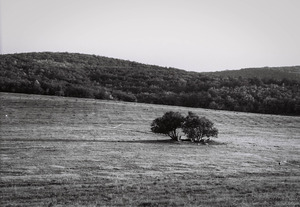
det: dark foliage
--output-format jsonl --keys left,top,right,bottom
{"left": 204, "top": 67, "right": 300, "bottom": 81}
{"left": 182, "top": 112, "right": 218, "bottom": 142}
{"left": 151, "top": 111, "right": 218, "bottom": 143}
{"left": 1, "top": 52, "right": 300, "bottom": 115}
{"left": 151, "top": 111, "right": 184, "bottom": 141}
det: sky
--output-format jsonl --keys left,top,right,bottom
{"left": 0, "top": 0, "right": 300, "bottom": 72}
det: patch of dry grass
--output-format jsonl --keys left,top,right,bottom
{"left": 1, "top": 92, "right": 300, "bottom": 206}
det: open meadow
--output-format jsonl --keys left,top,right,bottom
{"left": 0, "top": 92, "right": 300, "bottom": 206}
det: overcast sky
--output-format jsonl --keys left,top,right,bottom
{"left": 1, "top": 0, "right": 299, "bottom": 72}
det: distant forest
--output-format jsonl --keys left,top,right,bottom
{"left": 1, "top": 52, "right": 300, "bottom": 115}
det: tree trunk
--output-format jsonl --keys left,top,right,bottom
{"left": 168, "top": 129, "right": 179, "bottom": 141}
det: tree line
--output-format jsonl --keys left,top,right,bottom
{"left": 0, "top": 52, "right": 299, "bottom": 115}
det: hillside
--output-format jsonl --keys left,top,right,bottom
{"left": 204, "top": 66, "right": 300, "bottom": 80}
{"left": 0, "top": 52, "right": 300, "bottom": 115}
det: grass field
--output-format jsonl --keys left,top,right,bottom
{"left": 0, "top": 92, "right": 299, "bottom": 207}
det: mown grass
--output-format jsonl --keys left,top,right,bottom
{"left": 0, "top": 92, "right": 300, "bottom": 206}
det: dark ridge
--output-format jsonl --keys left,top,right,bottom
{"left": 0, "top": 52, "right": 299, "bottom": 115}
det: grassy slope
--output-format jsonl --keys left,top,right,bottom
{"left": 0, "top": 92, "right": 300, "bottom": 206}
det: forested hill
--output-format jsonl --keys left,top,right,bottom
{"left": 1, "top": 52, "right": 300, "bottom": 115}
{"left": 204, "top": 66, "right": 300, "bottom": 81}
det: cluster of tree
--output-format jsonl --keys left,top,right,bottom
{"left": 151, "top": 111, "right": 218, "bottom": 143}
{"left": 1, "top": 52, "right": 299, "bottom": 115}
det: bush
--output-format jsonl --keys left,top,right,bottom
{"left": 112, "top": 90, "right": 137, "bottom": 102}
{"left": 182, "top": 112, "right": 218, "bottom": 143}
{"left": 151, "top": 111, "right": 184, "bottom": 141}
{"left": 151, "top": 111, "right": 218, "bottom": 143}
{"left": 64, "top": 84, "right": 94, "bottom": 98}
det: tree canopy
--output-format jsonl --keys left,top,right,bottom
{"left": 151, "top": 111, "right": 218, "bottom": 143}
{"left": 182, "top": 112, "right": 218, "bottom": 142}
{"left": 151, "top": 111, "right": 184, "bottom": 141}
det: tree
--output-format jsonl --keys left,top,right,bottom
{"left": 182, "top": 112, "right": 218, "bottom": 143}
{"left": 151, "top": 111, "right": 184, "bottom": 141}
